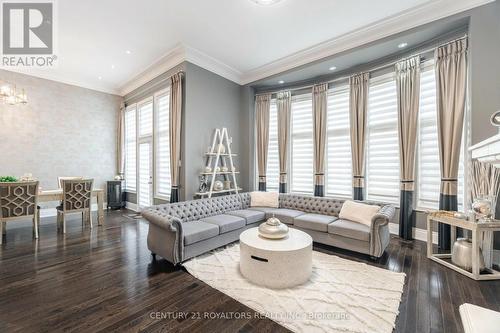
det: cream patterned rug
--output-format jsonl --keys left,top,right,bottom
{"left": 184, "top": 243, "right": 405, "bottom": 333}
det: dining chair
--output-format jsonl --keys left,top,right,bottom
{"left": 57, "top": 176, "right": 83, "bottom": 189}
{"left": 57, "top": 179, "right": 93, "bottom": 233}
{"left": 0, "top": 181, "right": 39, "bottom": 245}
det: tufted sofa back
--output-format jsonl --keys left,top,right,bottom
{"left": 279, "top": 194, "right": 345, "bottom": 217}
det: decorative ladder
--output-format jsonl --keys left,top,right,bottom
{"left": 196, "top": 128, "right": 241, "bottom": 198}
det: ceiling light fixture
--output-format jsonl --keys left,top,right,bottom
{"left": 111, "top": 64, "right": 115, "bottom": 69}
{"left": 0, "top": 81, "right": 28, "bottom": 105}
{"left": 98, "top": 76, "right": 102, "bottom": 80}
{"left": 329, "top": 66, "right": 337, "bottom": 71}
{"left": 250, "top": 0, "right": 284, "bottom": 6}
{"left": 398, "top": 42, "right": 408, "bottom": 49}
{"left": 278, "top": 80, "right": 285, "bottom": 84}
{"left": 125, "top": 50, "right": 131, "bottom": 54}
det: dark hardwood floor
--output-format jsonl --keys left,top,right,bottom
{"left": 1, "top": 210, "right": 499, "bottom": 333}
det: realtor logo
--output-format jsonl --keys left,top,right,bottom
{"left": 1, "top": 1, "right": 56, "bottom": 66}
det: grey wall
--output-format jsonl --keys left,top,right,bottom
{"left": 183, "top": 62, "right": 245, "bottom": 200}
{"left": 0, "top": 70, "right": 122, "bottom": 203}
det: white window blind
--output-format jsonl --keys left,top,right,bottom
{"left": 138, "top": 100, "right": 153, "bottom": 137}
{"left": 366, "top": 73, "right": 400, "bottom": 204}
{"left": 124, "top": 106, "right": 137, "bottom": 192}
{"left": 327, "top": 84, "right": 352, "bottom": 198}
{"left": 266, "top": 98, "right": 279, "bottom": 192}
{"left": 417, "top": 62, "right": 465, "bottom": 211}
{"left": 291, "top": 93, "right": 313, "bottom": 194}
{"left": 155, "top": 90, "right": 171, "bottom": 199}
{"left": 138, "top": 142, "right": 152, "bottom": 207}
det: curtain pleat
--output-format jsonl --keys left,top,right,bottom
{"left": 313, "top": 83, "right": 328, "bottom": 197}
{"left": 169, "top": 73, "right": 183, "bottom": 203}
{"left": 435, "top": 38, "right": 468, "bottom": 249}
{"left": 277, "top": 91, "right": 291, "bottom": 193}
{"left": 396, "top": 56, "right": 421, "bottom": 240}
{"left": 349, "top": 73, "right": 369, "bottom": 200}
{"left": 256, "top": 94, "right": 271, "bottom": 191}
{"left": 117, "top": 102, "right": 126, "bottom": 177}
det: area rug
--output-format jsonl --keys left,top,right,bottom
{"left": 183, "top": 243, "right": 405, "bottom": 333}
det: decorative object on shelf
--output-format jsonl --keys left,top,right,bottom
{"left": 470, "top": 160, "right": 500, "bottom": 222}
{"left": 0, "top": 176, "right": 18, "bottom": 182}
{"left": 490, "top": 110, "right": 500, "bottom": 127}
{"left": 0, "top": 81, "right": 28, "bottom": 105}
{"left": 198, "top": 175, "right": 208, "bottom": 193}
{"left": 114, "top": 175, "right": 122, "bottom": 180}
{"left": 258, "top": 214, "right": 289, "bottom": 239}
{"left": 19, "top": 173, "right": 35, "bottom": 181}
{"left": 472, "top": 197, "right": 494, "bottom": 221}
{"left": 196, "top": 128, "right": 240, "bottom": 198}
{"left": 452, "top": 238, "right": 486, "bottom": 271}
{"left": 453, "top": 212, "right": 468, "bottom": 220}
{"left": 213, "top": 180, "right": 224, "bottom": 191}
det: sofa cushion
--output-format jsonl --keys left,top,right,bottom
{"left": 339, "top": 200, "right": 380, "bottom": 227}
{"left": 294, "top": 213, "right": 338, "bottom": 232}
{"left": 248, "top": 207, "right": 278, "bottom": 215}
{"left": 268, "top": 208, "right": 306, "bottom": 225}
{"left": 250, "top": 191, "right": 279, "bottom": 208}
{"left": 199, "top": 214, "right": 246, "bottom": 234}
{"left": 328, "top": 219, "right": 370, "bottom": 242}
{"left": 226, "top": 209, "right": 266, "bottom": 225}
{"left": 182, "top": 221, "right": 220, "bottom": 245}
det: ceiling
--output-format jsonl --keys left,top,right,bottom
{"left": 1, "top": 0, "right": 493, "bottom": 95}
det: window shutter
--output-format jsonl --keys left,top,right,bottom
{"left": 327, "top": 84, "right": 352, "bottom": 198}
{"left": 366, "top": 73, "right": 400, "bottom": 203}
{"left": 124, "top": 106, "right": 137, "bottom": 192}
{"left": 291, "top": 93, "right": 314, "bottom": 194}
{"left": 155, "top": 90, "right": 171, "bottom": 199}
{"left": 138, "top": 101, "right": 153, "bottom": 137}
{"left": 266, "top": 98, "right": 279, "bottom": 192}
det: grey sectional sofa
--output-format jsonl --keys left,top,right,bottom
{"left": 142, "top": 192, "right": 395, "bottom": 265}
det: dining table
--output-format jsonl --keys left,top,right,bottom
{"left": 38, "top": 189, "right": 105, "bottom": 226}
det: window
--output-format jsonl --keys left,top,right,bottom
{"left": 138, "top": 100, "right": 153, "bottom": 137}
{"left": 366, "top": 73, "right": 400, "bottom": 203}
{"left": 417, "top": 62, "right": 465, "bottom": 210}
{"left": 266, "top": 98, "right": 279, "bottom": 192}
{"left": 326, "top": 84, "right": 352, "bottom": 198}
{"left": 155, "top": 89, "right": 171, "bottom": 199}
{"left": 291, "top": 93, "right": 313, "bottom": 194}
{"left": 124, "top": 105, "right": 137, "bottom": 192}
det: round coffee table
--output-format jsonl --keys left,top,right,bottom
{"left": 239, "top": 227, "right": 312, "bottom": 289}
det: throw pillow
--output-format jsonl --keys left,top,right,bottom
{"left": 339, "top": 200, "right": 380, "bottom": 227}
{"left": 250, "top": 191, "right": 279, "bottom": 208}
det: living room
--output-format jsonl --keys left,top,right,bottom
{"left": 1, "top": 0, "right": 500, "bottom": 332}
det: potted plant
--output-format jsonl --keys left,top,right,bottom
{"left": 0, "top": 176, "right": 18, "bottom": 182}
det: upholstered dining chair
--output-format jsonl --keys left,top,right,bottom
{"left": 57, "top": 179, "right": 93, "bottom": 234}
{"left": 57, "top": 176, "right": 83, "bottom": 189}
{"left": 0, "top": 181, "right": 40, "bottom": 245}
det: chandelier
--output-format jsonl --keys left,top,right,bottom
{"left": 0, "top": 82, "right": 28, "bottom": 105}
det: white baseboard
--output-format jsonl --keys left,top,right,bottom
{"left": 389, "top": 223, "right": 438, "bottom": 244}
{"left": 39, "top": 202, "right": 107, "bottom": 218}
{"left": 125, "top": 201, "right": 138, "bottom": 212}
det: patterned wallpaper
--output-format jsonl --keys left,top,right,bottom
{"left": 0, "top": 70, "right": 123, "bottom": 205}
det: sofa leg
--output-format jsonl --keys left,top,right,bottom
{"left": 151, "top": 252, "right": 156, "bottom": 261}
{"left": 370, "top": 256, "right": 378, "bottom": 261}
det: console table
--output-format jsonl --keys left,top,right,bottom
{"left": 427, "top": 213, "right": 500, "bottom": 280}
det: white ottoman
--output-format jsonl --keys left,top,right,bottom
{"left": 239, "top": 227, "right": 312, "bottom": 289}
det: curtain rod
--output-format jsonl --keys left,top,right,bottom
{"left": 255, "top": 35, "right": 468, "bottom": 97}
{"left": 125, "top": 70, "right": 184, "bottom": 103}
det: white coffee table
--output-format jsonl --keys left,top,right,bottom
{"left": 239, "top": 227, "right": 312, "bottom": 289}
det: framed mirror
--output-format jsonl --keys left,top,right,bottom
{"left": 491, "top": 110, "right": 500, "bottom": 127}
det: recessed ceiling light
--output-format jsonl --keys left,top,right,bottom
{"left": 398, "top": 42, "right": 408, "bottom": 49}
{"left": 125, "top": 50, "right": 131, "bottom": 54}
{"left": 111, "top": 64, "right": 115, "bottom": 69}
{"left": 329, "top": 66, "right": 337, "bottom": 71}
{"left": 250, "top": 0, "right": 284, "bottom": 6}
{"left": 278, "top": 80, "right": 285, "bottom": 84}
{"left": 98, "top": 76, "right": 102, "bottom": 80}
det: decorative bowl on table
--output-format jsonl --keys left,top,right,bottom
{"left": 258, "top": 215, "right": 289, "bottom": 239}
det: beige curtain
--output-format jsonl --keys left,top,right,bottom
{"left": 277, "top": 91, "right": 291, "bottom": 193}
{"left": 435, "top": 38, "right": 468, "bottom": 249}
{"left": 349, "top": 73, "right": 370, "bottom": 200}
{"left": 169, "top": 72, "right": 183, "bottom": 202}
{"left": 116, "top": 102, "right": 126, "bottom": 177}
{"left": 256, "top": 94, "right": 271, "bottom": 191}
{"left": 313, "top": 83, "right": 328, "bottom": 197}
{"left": 395, "top": 56, "right": 421, "bottom": 240}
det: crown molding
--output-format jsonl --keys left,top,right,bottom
{"left": 240, "top": 0, "right": 494, "bottom": 85}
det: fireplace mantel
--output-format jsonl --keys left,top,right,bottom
{"left": 469, "top": 133, "right": 500, "bottom": 166}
